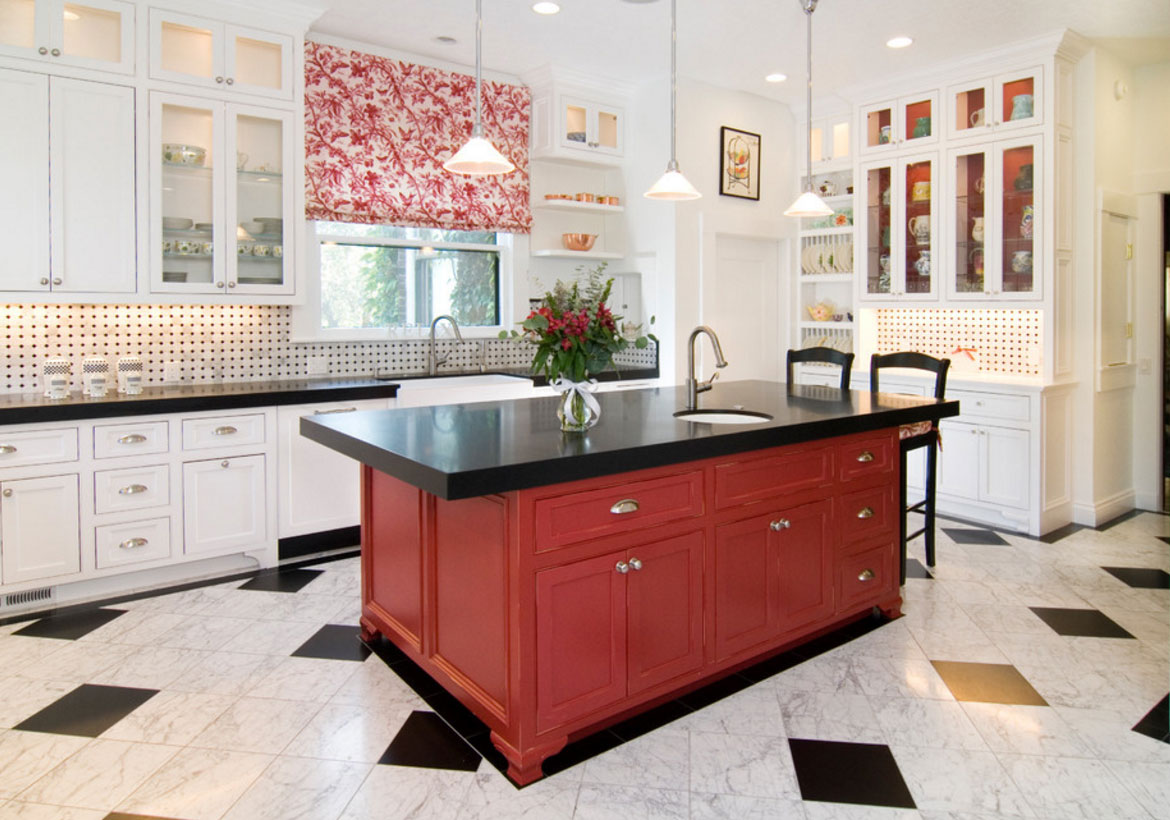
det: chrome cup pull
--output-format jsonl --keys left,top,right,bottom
{"left": 118, "top": 484, "right": 148, "bottom": 496}
{"left": 615, "top": 561, "right": 629, "bottom": 574}
{"left": 770, "top": 518, "right": 790, "bottom": 531}
{"left": 0, "top": 445, "right": 16, "bottom": 454}
{"left": 857, "top": 507, "right": 875, "bottom": 519}
{"left": 628, "top": 557, "right": 643, "bottom": 571}
{"left": 856, "top": 451, "right": 875, "bottom": 463}
{"left": 118, "top": 434, "right": 147, "bottom": 445}
{"left": 610, "top": 499, "right": 639, "bottom": 515}
{"left": 858, "top": 568, "right": 875, "bottom": 582}
{"left": 213, "top": 425, "right": 238, "bottom": 436}
{"left": 119, "top": 537, "right": 149, "bottom": 550}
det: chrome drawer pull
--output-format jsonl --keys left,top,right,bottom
{"left": 118, "top": 484, "right": 148, "bottom": 496}
{"left": 858, "top": 568, "right": 875, "bottom": 582}
{"left": 0, "top": 445, "right": 16, "bottom": 454}
{"left": 610, "top": 499, "right": 639, "bottom": 515}
{"left": 857, "top": 507, "right": 875, "bottom": 519}
{"left": 313, "top": 407, "right": 358, "bottom": 415}
{"left": 118, "top": 434, "right": 147, "bottom": 445}
{"left": 119, "top": 537, "right": 149, "bottom": 550}
{"left": 628, "top": 557, "right": 643, "bottom": 571}
{"left": 856, "top": 451, "right": 875, "bottom": 463}
{"left": 213, "top": 425, "right": 238, "bottom": 436}
{"left": 615, "top": 561, "right": 629, "bottom": 574}
{"left": 770, "top": 518, "right": 790, "bottom": 531}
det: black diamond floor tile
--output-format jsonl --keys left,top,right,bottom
{"left": 608, "top": 698, "right": 693, "bottom": 741}
{"left": 1101, "top": 566, "right": 1170, "bottom": 590}
{"left": 1132, "top": 694, "right": 1170, "bottom": 743}
{"left": 238, "top": 568, "right": 324, "bottom": 593}
{"left": 1097, "top": 509, "right": 1145, "bottom": 531}
{"left": 1040, "top": 523, "right": 1086, "bottom": 543}
{"left": 377, "top": 710, "right": 482, "bottom": 771}
{"left": 943, "top": 527, "right": 1009, "bottom": 545}
{"left": 13, "top": 607, "right": 126, "bottom": 641}
{"left": 291, "top": 624, "right": 371, "bottom": 662}
{"left": 789, "top": 738, "right": 916, "bottom": 808}
{"left": 1029, "top": 607, "right": 1136, "bottom": 639}
{"left": 15, "top": 683, "right": 158, "bottom": 737}
{"left": 931, "top": 660, "right": 1047, "bottom": 706}
{"left": 904, "top": 558, "right": 934, "bottom": 579}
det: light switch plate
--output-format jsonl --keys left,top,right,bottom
{"left": 307, "top": 356, "right": 329, "bottom": 375}
{"left": 163, "top": 361, "right": 181, "bottom": 383}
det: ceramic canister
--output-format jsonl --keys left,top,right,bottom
{"left": 42, "top": 357, "right": 71, "bottom": 400}
{"left": 82, "top": 357, "right": 110, "bottom": 397}
{"left": 117, "top": 356, "right": 144, "bottom": 395}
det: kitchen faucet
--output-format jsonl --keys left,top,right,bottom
{"left": 685, "top": 325, "right": 728, "bottom": 410}
{"left": 428, "top": 315, "right": 463, "bottom": 375}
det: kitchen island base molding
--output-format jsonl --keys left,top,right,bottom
{"left": 357, "top": 427, "right": 904, "bottom": 784}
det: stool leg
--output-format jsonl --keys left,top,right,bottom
{"left": 924, "top": 436, "right": 938, "bottom": 567}
{"left": 899, "top": 446, "right": 908, "bottom": 585}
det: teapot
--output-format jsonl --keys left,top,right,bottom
{"left": 908, "top": 215, "right": 930, "bottom": 244}
{"left": 914, "top": 250, "right": 932, "bottom": 277}
{"left": 971, "top": 217, "right": 984, "bottom": 243}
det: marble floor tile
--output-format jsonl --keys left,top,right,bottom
{"left": 124, "top": 585, "right": 231, "bottom": 615}
{"left": 13, "top": 641, "right": 133, "bottom": 683}
{"left": 957, "top": 604, "right": 1055, "bottom": 636}
{"left": 87, "top": 646, "right": 209, "bottom": 690}
{"left": 296, "top": 569, "right": 362, "bottom": 597}
{"left": 338, "top": 764, "right": 475, "bottom": 820}
{"left": 329, "top": 658, "right": 430, "bottom": 711}
{"left": 0, "top": 677, "right": 79, "bottom": 729}
{"left": 801, "top": 803, "right": 922, "bottom": 819}
{"left": 690, "top": 791, "right": 810, "bottom": 819}
{"left": 675, "top": 686, "right": 785, "bottom": 737}
{"left": 907, "top": 626, "right": 1010, "bottom": 664}
{"left": 244, "top": 655, "right": 360, "bottom": 703}
{"left": 768, "top": 654, "right": 866, "bottom": 696}
{"left": 776, "top": 689, "right": 885, "bottom": 744}
{"left": 164, "top": 650, "right": 285, "bottom": 696}
{"left": 870, "top": 698, "right": 988, "bottom": 751}
{"left": 221, "top": 755, "right": 370, "bottom": 820}
{"left": 688, "top": 730, "right": 799, "bottom": 800}
{"left": 844, "top": 620, "right": 929, "bottom": 661}
{"left": 76, "top": 611, "right": 187, "bottom": 647}
{"left": 189, "top": 696, "right": 318, "bottom": 755}
{"left": 929, "top": 661, "right": 1046, "bottom": 707}
{"left": 849, "top": 657, "right": 956, "bottom": 701}
{"left": 283, "top": 700, "right": 414, "bottom": 763}
{"left": 0, "top": 730, "right": 91, "bottom": 799}
{"left": 580, "top": 728, "right": 689, "bottom": 791}
{"left": 15, "top": 684, "right": 158, "bottom": 738}
{"left": 117, "top": 747, "right": 273, "bottom": 820}
{"left": 998, "top": 754, "right": 1148, "bottom": 819}
{"left": 458, "top": 769, "right": 581, "bottom": 820}
{"left": 1104, "top": 759, "right": 1170, "bottom": 819}
{"left": 100, "top": 690, "right": 236, "bottom": 746}
{"left": 12, "top": 609, "right": 126, "bottom": 641}
{"left": 888, "top": 746, "right": 1033, "bottom": 817}
{"left": 0, "top": 802, "right": 106, "bottom": 819}
{"left": 573, "top": 783, "right": 688, "bottom": 820}
{"left": 959, "top": 703, "right": 1090, "bottom": 757}
{"left": 377, "top": 710, "right": 481, "bottom": 772}
{"left": 15, "top": 737, "right": 179, "bottom": 811}
{"left": 154, "top": 614, "right": 255, "bottom": 651}
{"left": 218, "top": 618, "right": 325, "bottom": 657}
{"left": 291, "top": 624, "right": 372, "bottom": 662}
{"left": 1053, "top": 706, "right": 1170, "bottom": 763}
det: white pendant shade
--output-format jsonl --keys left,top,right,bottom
{"left": 784, "top": 189, "right": 833, "bottom": 217}
{"left": 443, "top": 135, "right": 515, "bottom": 176}
{"left": 644, "top": 167, "right": 701, "bottom": 200}
{"left": 644, "top": 0, "right": 700, "bottom": 202}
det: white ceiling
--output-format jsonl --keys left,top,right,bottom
{"left": 307, "top": 0, "right": 1170, "bottom": 106}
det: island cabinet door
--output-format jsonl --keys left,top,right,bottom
{"left": 774, "top": 498, "right": 835, "bottom": 634}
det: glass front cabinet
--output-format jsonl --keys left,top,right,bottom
{"left": 859, "top": 153, "right": 938, "bottom": 301}
{"left": 0, "top": 0, "right": 134, "bottom": 73}
{"left": 859, "top": 90, "right": 938, "bottom": 155}
{"left": 150, "top": 91, "right": 294, "bottom": 296}
{"left": 559, "top": 94, "right": 623, "bottom": 158}
{"left": 947, "top": 135, "right": 1041, "bottom": 299}
{"left": 948, "top": 67, "right": 1042, "bottom": 139}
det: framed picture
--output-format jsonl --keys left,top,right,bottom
{"left": 719, "top": 126, "right": 761, "bottom": 200}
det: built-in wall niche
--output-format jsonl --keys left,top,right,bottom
{"left": 873, "top": 307, "right": 1041, "bottom": 376}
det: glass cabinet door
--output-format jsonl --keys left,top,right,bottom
{"left": 995, "top": 68, "right": 1041, "bottom": 130}
{"left": 224, "top": 25, "right": 291, "bottom": 99}
{"left": 810, "top": 115, "right": 850, "bottom": 164}
{"left": 227, "top": 105, "right": 293, "bottom": 293}
{"left": 861, "top": 101, "right": 895, "bottom": 153}
{"left": 902, "top": 156, "right": 935, "bottom": 296}
{"left": 862, "top": 162, "right": 893, "bottom": 296}
{"left": 0, "top": 0, "right": 131, "bottom": 72}
{"left": 998, "top": 141, "right": 1036, "bottom": 295}
{"left": 0, "top": 0, "right": 41, "bottom": 55}
{"left": 951, "top": 148, "right": 987, "bottom": 295}
{"left": 950, "top": 79, "right": 992, "bottom": 137}
{"left": 898, "top": 91, "right": 937, "bottom": 148}
{"left": 560, "top": 95, "right": 622, "bottom": 156}
{"left": 151, "top": 10, "right": 220, "bottom": 87}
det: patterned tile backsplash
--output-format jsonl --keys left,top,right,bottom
{"left": 0, "top": 304, "right": 657, "bottom": 395}
{"left": 874, "top": 308, "right": 1042, "bottom": 376}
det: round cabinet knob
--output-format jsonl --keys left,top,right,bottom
{"left": 38, "top": 46, "right": 48, "bottom": 55}
{"left": 50, "top": 48, "right": 60, "bottom": 56}
{"left": 216, "top": 281, "right": 225, "bottom": 288}
{"left": 52, "top": 277, "right": 62, "bottom": 285}
{"left": 216, "top": 76, "right": 225, "bottom": 83}
{"left": 2, "top": 488, "right": 12, "bottom": 497}
{"left": 615, "top": 561, "right": 629, "bottom": 574}
{"left": 770, "top": 518, "right": 790, "bottom": 531}
{"left": 40, "top": 277, "right": 49, "bottom": 285}
{"left": 220, "top": 460, "right": 229, "bottom": 468}
{"left": 227, "top": 281, "right": 236, "bottom": 288}
{"left": 628, "top": 557, "right": 643, "bottom": 571}
{"left": 858, "top": 568, "right": 876, "bottom": 582}
{"left": 226, "top": 77, "right": 234, "bottom": 85}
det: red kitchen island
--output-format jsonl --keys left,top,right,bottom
{"left": 301, "top": 380, "right": 958, "bottom": 784}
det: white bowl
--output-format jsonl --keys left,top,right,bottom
{"left": 162, "top": 217, "right": 193, "bottom": 231}
{"left": 162, "top": 144, "right": 206, "bottom": 167}
{"left": 239, "top": 220, "right": 266, "bottom": 236}
{"left": 255, "top": 217, "right": 283, "bottom": 233}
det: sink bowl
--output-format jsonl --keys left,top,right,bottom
{"left": 673, "top": 409, "right": 774, "bottom": 425}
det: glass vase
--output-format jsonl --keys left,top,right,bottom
{"left": 556, "top": 380, "right": 600, "bottom": 432}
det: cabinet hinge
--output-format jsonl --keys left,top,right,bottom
{"left": 1125, "top": 243, "right": 1133, "bottom": 260}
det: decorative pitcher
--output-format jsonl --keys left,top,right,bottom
{"left": 908, "top": 215, "right": 930, "bottom": 244}
{"left": 971, "top": 217, "right": 984, "bottom": 243}
{"left": 1010, "top": 93, "right": 1034, "bottom": 121}
{"left": 914, "top": 251, "right": 932, "bottom": 277}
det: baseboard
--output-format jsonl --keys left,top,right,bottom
{"left": 1072, "top": 489, "right": 1136, "bottom": 527}
{"left": 279, "top": 526, "right": 361, "bottom": 560}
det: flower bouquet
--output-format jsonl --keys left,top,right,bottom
{"left": 503, "top": 264, "right": 653, "bottom": 432}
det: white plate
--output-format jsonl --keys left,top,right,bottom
{"left": 801, "top": 334, "right": 824, "bottom": 350}
{"left": 801, "top": 244, "right": 813, "bottom": 273}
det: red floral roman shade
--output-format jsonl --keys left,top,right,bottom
{"left": 304, "top": 41, "right": 532, "bottom": 234}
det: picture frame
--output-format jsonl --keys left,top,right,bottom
{"left": 719, "top": 126, "right": 761, "bottom": 200}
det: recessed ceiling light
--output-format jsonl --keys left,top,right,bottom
{"left": 765, "top": 73, "right": 788, "bottom": 83}
{"left": 434, "top": 35, "right": 457, "bottom": 44}
{"left": 63, "top": 9, "right": 80, "bottom": 20}
{"left": 886, "top": 35, "right": 913, "bottom": 49}
{"left": 532, "top": 2, "right": 560, "bottom": 13}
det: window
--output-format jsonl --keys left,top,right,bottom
{"left": 307, "top": 221, "right": 510, "bottom": 337}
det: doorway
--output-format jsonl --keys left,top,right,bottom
{"left": 703, "top": 234, "right": 783, "bottom": 381}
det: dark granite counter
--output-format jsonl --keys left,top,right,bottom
{"left": 301, "top": 380, "right": 960, "bottom": 500}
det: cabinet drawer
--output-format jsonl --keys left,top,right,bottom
{"left": 837, "top": 432, "right": 896, "bottom": 483}
{"left": 533, "top": 471, "right": 704, "bottom": 551}
{"left": 94, "top": 421, "right": 169, "bottom": 459}
{"left": 950, "top": 389, "right": 1030, "bottom": 423}
{"left": 837, "top": 541, "right": 896, "bottom": 612}
{"left": 838, "top": 484, "right": 898, "bottom": 547}
{"left": 95, "top": 516, "right": 172, "bottom": 569}
{"left": 94, "top": 464, "right": 170, "bottom": 514}
{"left": 182, "top": 414, "right": 265, "bottom": 450}
{"left": 0, "top": 428, "right": 78, "bottom": 468}
{"left": 714, "top": 445, "right": 833, "bottom": 510}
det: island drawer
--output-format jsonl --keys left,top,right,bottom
{"left": 836, "top": 431, "right": 896, "bottom": 483}
{"left": 837, "top": 540, "right": 896, "bottom": 612}
{"left": 713, "top": 444, "right": 833, "bottom": 510}
{"left": 837, "top": 484, "right": 898, "bottom": 547}
{"left": 532, "top": 470, "right": 704, "bottom": 551}
{"left": 0, "top": 427, "right": 78, "bottom": 468}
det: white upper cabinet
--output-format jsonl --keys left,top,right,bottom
{"left": 948, "top": 66, "right": 1042, "bottom": 140}
{"left": 808, "top": 114, "right": 851, "bottom": 165}
{"left": 528, "top": 72, "right": 627, "bottom": 166}
{"left": 148, "top": 8, "right": 293, "bottom": 100}
{"left": 0, "top": 0, "right": 134, "bottom": 74}
{"left": 859, "top": 90, "right": 939, "bottom": 155}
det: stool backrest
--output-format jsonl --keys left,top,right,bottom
{"left": 869, "top": 351, "right": 950, "bottom": 399}
{"left": 787, "top": 347, "right": 855, "bottom": 391}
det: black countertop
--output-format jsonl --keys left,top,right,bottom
{"left": 0, "top": 378, "right": 401, "bottom": 424}
{"left": 301, "top": 380, "right": 960, "bottom": 500}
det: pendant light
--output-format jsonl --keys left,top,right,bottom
{"left": 444, "top": 0, "right": 515, "bottom": 176}
{"left": 784, "top": 0, "right": 832, "bottom": 217}
{"left": 644, "top": 0, "right": 700, "bottom": 200}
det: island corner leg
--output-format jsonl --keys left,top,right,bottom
{"left": 877, "top": 592, "right": 903, "bottom": 619}
{"left": 490, "top": 731, "right": 567, "bottom": 786}
{"left": 358, "top": 615, "right": 380, "bottom": 643}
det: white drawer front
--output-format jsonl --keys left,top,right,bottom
{"left": 0, "top": 428, "right": 79, "bottom": 468}
{"left": 96, "top": 516, "right": 172, "bottom": 569}
{"left": 94, "top": 464, "right": 170, "bottom": 514}
{"left": 182, "top": 414, "right": 266, "bottom": 450}
{"left": 94, "top": 421, "right": 170, "bottom": 459}
{"left": 951, "top": 390, "right": 1030, "bottom": 423}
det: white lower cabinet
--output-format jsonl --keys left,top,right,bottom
{"left": 937, "top": 420, "right": 1029, "bottom": 509}
{"left": 95, "top": 516, "right": 171, "bottom": 569}
{"left": 0, "top": 473, "right": 81, "bottom": 584}
{"left": 183, "top": 454, "right": 266, "bottom": 556}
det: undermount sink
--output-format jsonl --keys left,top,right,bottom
{"left": 673, "top": 409, "right": 774, "bottom": 425}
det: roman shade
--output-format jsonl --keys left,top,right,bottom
{"left": 304, "top": 41, "right": 532, "bottom": 234}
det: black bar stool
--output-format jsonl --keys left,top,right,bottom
{"left": 869, "top": 352, "right": 950, "bottom": 583}
{"left": 786, "top": 347, "right": 855, "bottom": 390}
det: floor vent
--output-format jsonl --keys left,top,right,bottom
{"left": 2, "top": 586, "right": 54, "bottom": 609}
